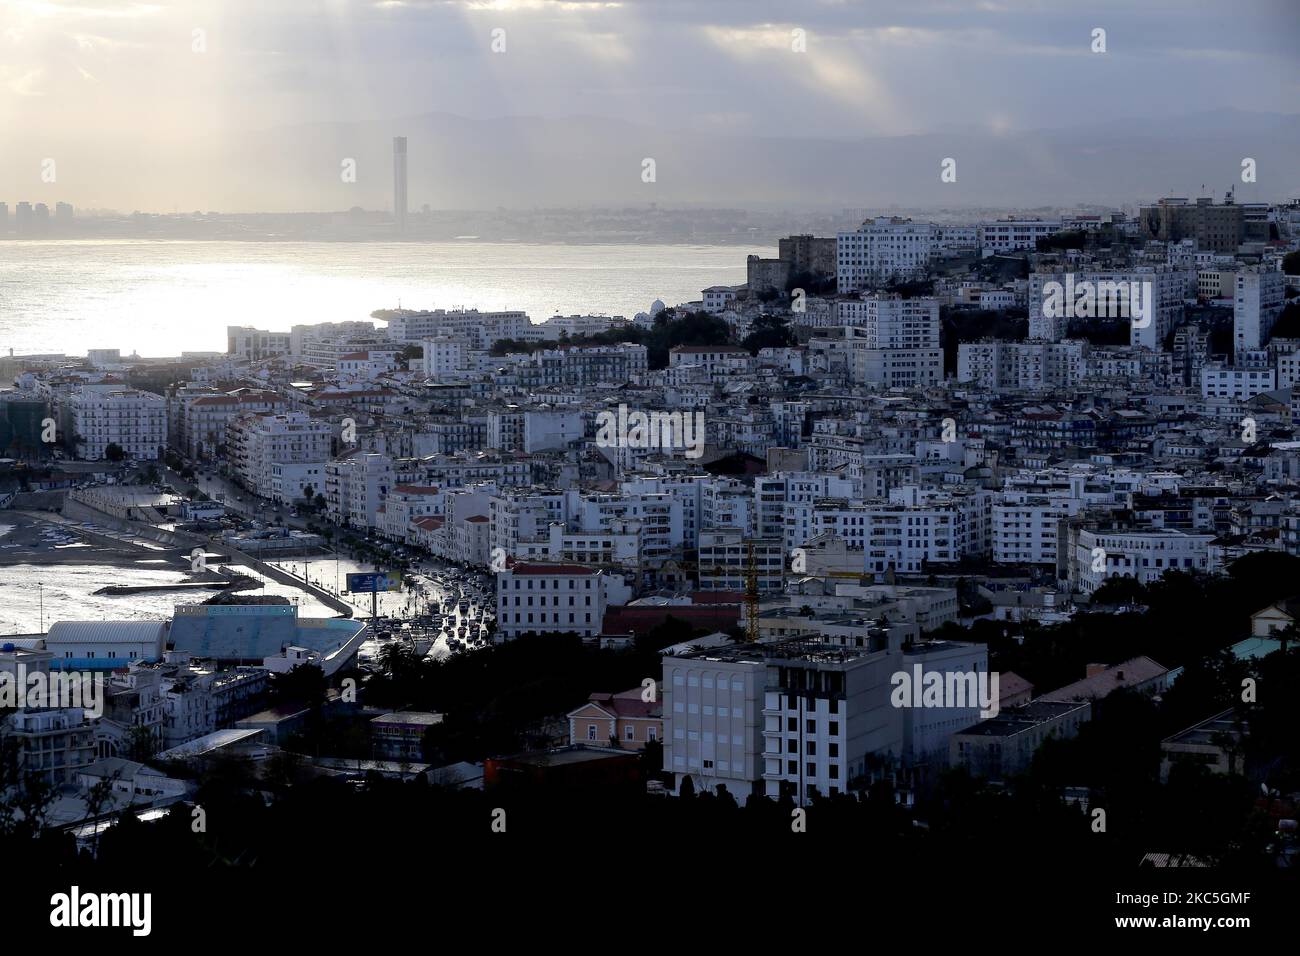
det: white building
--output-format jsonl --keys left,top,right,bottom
{"left": 384, "top": 308, "right": 531, "bottom": 349}
{"left": 992, "top": 494, "right": 1081, "bottom": 565}
{"left": 837, "top": 217, "right": 939, "bottom": 292}
{"left": 68, "top": 384, "right": 166, "bottom": 461}
{"left": 957, "top": 340, "right": 1087, "bottom": 390}
{"left": 1233, "top": 268, "right": 1286, "bottom": 361}
{"left": 178, "top": 389, "right": 286, "bottom": 461}
{"left": 227, "top": 412, "right": 333, "bottom": 499}
{"left": 494, "top": 563, "right": 632, "bottom": 640}
{"left": 838, "top": 294, "right": 940, "bottom": 350}
{"left": 812, "top": 487, "right": 992, "bottom": 573}
{"left": 1201, "top": 365, "right": 1277, "bottom": 401}
{"left": 755, "top": 472, "right": 859, "bottom": 552}
{"left": 701, "top": 286, "right": 741, "bottom": 314}
{"left": 978, "top": 218, "right": 1061, "bottom": 254}
{"left": 1070, "top": 527, "right": 1214, "bottom": 594}
{"left": 662, "top": 641, "right": 768, "bottom": 804}
{"left": 324, "top": 453, "right": 394, "bottom": 529}
{"left": 1028, "top": 267, "right": 1187, "bottom": 348}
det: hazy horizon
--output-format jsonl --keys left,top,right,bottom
{"left": 2, "top": 0, "right": 1297, "bottom": 212}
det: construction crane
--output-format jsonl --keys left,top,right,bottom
{"left": 744, "top": 540, "right": 760, "bottom": 643}
{"left": 670, "top": 542, "right": 764, "bottom": 642}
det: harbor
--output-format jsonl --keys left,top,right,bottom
{"left": 0, "top": 508, "right": 495, "bottom": 665}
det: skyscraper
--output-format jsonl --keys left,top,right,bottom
{"left": 393, "top": 136, "right": 408, "bottom": 233}
{"left": 15, "top": 202, "right": 33, "bottom": 236}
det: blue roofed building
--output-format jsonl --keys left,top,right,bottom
{"left": 167, "top": 605, "right": 366, "bottom": 677}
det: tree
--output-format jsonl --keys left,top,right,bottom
{"left": 742, "top": 314, "right": 796, "bottom": 355}
{"left": 126, "top": 724, "right": 158, "bottom": 762}
{"left": 641, "top": 737, "right": 665, "bottom": 780}
{"left": 105, "top": 442, "right": 126, "bottom": 462}
{"left": 273, "top": 662, "right": 328, "bottom": 711}
{"left": 1282, "top": 250, "right": 1300, "bottom": 276}
{"left": 0, "top": 737, "right": 56, "bottom": 840}
{"left": 1090, "top": 576, "right": 1147, "bottom": 606}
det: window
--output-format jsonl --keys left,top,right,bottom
{"left": 587, "top": 724, "right": 597, "bottom": 741}
{"left": 625, "top": 725, "right": 635, "bottom": 741}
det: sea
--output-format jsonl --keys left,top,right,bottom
{"left": 0, "top": 239, "right": 756, "bottom": 358}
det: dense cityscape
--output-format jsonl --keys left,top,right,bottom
{"left": 2, "top": 0, "right": 1297, "bottom": 940}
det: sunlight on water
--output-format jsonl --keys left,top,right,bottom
{"left": 0, "top": 240, "right": 753, "bottom": 356}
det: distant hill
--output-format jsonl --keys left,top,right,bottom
{"left": 4, "top": 109, "right": 1297, "bottom": 212}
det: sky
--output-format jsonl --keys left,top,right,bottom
{"left": 1, "top": 0, "right": 1297, "bottom": 210}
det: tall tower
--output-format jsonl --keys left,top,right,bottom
{"left": 393, "top": 136, "right": 408, "bottom": 233}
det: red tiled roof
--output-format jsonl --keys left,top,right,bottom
{"left": 687, "top": 590, "right": 747, "bottom": 605}
{"left": 584, "top": 690, "right": 661, "bottom": 720}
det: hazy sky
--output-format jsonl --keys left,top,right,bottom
{"left": 2, "top": 0, "right": 1296, "bottom": 209}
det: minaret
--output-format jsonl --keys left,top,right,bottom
{"left": 393, "top": 136, "right": 408, "bottom": 233}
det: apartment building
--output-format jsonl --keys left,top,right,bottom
{"left": 957, "top": 340, "right": 1087, "bottom": 390}
{"left": 992, "top": 494, "right": 1082, "bottom": 565}
{"left": 837, "top": 217, "right": 941, "bottom": 291}
{"left": 324, "top": 452, "right": 394, "bottom": 529}
{"left": 1201, "top": 365, "right": 1277, "bottom": 401}
{"left": 178, "top": 389, "right": 287, "bottom": 460}
{"left": 697, "top": 531, "right": 785, "bottom": 592}
{"left": 755, "top": 472, "right": 859, "bottom": 552}
{"left": 227, "top": 411, "right": 332, "bottom": 499}
{"left": 1028, "top": 266, "right": 1187, "bottom": 348}
{"left": 1233, "top": 267, "right": 1286, "bottom": 360}
{"left": 1068, "top": 525, "right": 1214, "bottom": 593}
{"left": 837, "top": 294, "right": 941, "bottom": 350}
{"left": 227, "top": 325, "right": 292, "bottom": 361}
{"left": 664, "top": 630, "right": 989, "bottom": 805}
{"left": 494, "top": 563, "right": 632, "bottom": 641}
{"left": 977, "top": 218, "right": 1061, "bottom": 253}
{"left": 949, "top": 699, "right": 1091, "bottom": 780}
{"left": 384, "top": 308, "right": 531, "bottom": 348}
{"left": 67, "top": 384, "right": 166, "bottom": 461}
{"left": 1140, "top": 196, "right": 1245, "bottom": 254}
{"left": 2, "top": 708, "right": 97, "bottom": 787}
{"left": 813, "top": 487, "right": 992, "bottom": 573}
{"left": 511, "top": 344, "right": 649, "bottom": 387}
